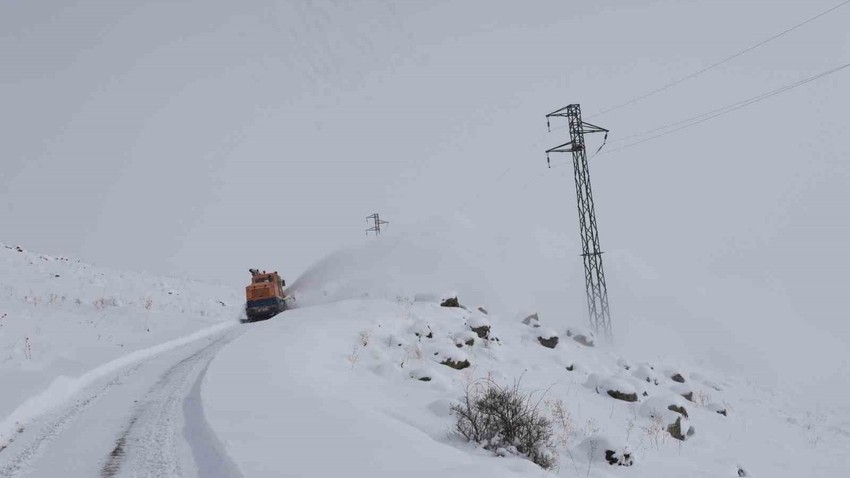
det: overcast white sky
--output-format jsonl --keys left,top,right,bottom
{"left": 2, "top": 1, "right": 849, "bottom": 384}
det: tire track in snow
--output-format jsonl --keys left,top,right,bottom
{"left": 0, "top": 322, "right": 235, "bottom": 445}
{"left": 182, "top": 360, "right": 243, "bottom": 478}
{"left": 0, "top": 363, "right": 143, "bottom": 478}
{"left": 98, "top": 329, "right": 242, "bottom": 478}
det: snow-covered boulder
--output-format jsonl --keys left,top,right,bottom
{"left": 412, "top": 291, "right": 462, "bottom": 308}
{"left": 440, "top": 296, "right": 461, "bottom": 308}
{"left": 632, "top": 363, "right": 660, "bottom": 385}
{"left": 536, "top": 327, "right": 559, "bottom": 349}
{"left": 408, "top": 365, "right": 434, "bottom": 382}
{"left": 413, "top": 291, "right": 459, "bottom": 306}
{"left": 565, "top": 363, "right": 579, "bottom": 372}
{"left": 639, "top": 394, "right": 690, "bottom": 420}
{"left": 595, "top": 376, "right": 639, "bottom": 402}
{"left": 467, "top": 315, "right": 490, "bottom": 339}
{"left": 670, "top": 383, "right": 695, "bottom": 402}
{"left": 667, "top": 415, "right": 696, "bottom": 441}
{"left": 707, "top": 402, "right": 728, "bottom": 416}
{"left": 430, "top": 344, "right": 470, "bottom": 370}
{"left": 452, "top": 330, "right": 478, "bottom": 348}
{"left": 574, "top": 435, "right": 633, "bottom": 466}
{"left": 410, "top": 320, "right": 433, "bottom": 339}
{"left": 566, "top": 327, "right": 595, "bottom": 347}
{"left": 522, "top": 313, "right": 540, "bottom": 327}
{"left": 605, "top": 449, "right": 634, "bottom": 466}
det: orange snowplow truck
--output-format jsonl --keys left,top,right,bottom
{"left": 244, "top": 269, "right": 287, "bottom": 322}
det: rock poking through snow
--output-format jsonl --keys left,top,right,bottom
{"left": 707, "top": 402, "right": 728, "bottom": 416}
{"left": 522, "top": 313, "right": 540, "bottom": 327}
{"left": 536, "top": 327, "right": 559, "bottom": 348}
{"left": 566, "top": 327, "right": 595, "bottom": 347}
{"left": 605, "top": 449, "right": 634, "bottom": 466}
{"left": 598, "top": 377, "right": 638, "bottom": 402}
{"left": 470, "top": 325, "right": 489, "bottom": 339}
{"left": 411, "top": 320, "right": 434, "bottom": 339}
{"left": 668, "top": 404, "right": 689, "bottom": 418}
{"left": 441, "top": 358, "right": 470, "bottom": 370}
{"left": 667, "top": 416, "right": 696, "bottom": 441}
{"left": 538, "top": 335, "right": 558, "bottom": 349}
{"left": 467, "top": 315, "right": 491, "bottom": 339}
{"left": 670, "top": 383, "right": 695, "bottom": 402}
{"left": 440, "top": 296, "right": 460, "bottom": 308}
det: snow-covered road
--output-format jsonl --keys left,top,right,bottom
{"left": 0, "top": 328, "right": 243, "bottom": 478}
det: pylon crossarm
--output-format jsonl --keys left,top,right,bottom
{"left": 581, "top": 122, "right": 608, "bottom": 134}
{"left": 546, "top": 141, "right": 580, "bottom": 154}
{"left": 546, "top": 105, "right": 573, "bottom": 117}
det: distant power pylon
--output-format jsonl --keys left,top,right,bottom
{"left": 545, "top": 104, "right": 612, "bottom": 338}
{"left": 366, "top": 213, "right": 389, "bottom": 236}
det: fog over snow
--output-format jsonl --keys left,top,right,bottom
{"left": 2, "top": 0, "right": 849, "bottom": 414}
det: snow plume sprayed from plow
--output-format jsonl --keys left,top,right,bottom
{"left": 285, "top": 215, "right": 587, "bottom": 324}
{"left": 286, "top": 235, "right": 496, "bottom": 310}
{"left": 286, "top": 216, "right": 850, "bottom": 410}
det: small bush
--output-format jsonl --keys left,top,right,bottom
{"left": 451, "top": 379, "right": 556, "bottom": 469}
{"left": 92, "top": 297, "right": 119, "bottom": 310}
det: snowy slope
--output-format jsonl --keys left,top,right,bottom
{"left": 2, "top": 240, "right": 848, "bottom": 477}
{"left": 205, "top": 267, "right": 850, "bottom": 477}
{"left": 0, "top": 243, "right": 242, "bottom": 445}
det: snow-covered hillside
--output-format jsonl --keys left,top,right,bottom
{"left": 0, "top": 243, "right": 241, "bottom": 445}
{"left": 205, "top": 263, "right": 850, "bottom": 477}
{"left": 1, "top": 242, "right": 848, "bottom": 477}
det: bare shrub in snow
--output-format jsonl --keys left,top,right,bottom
{"left": 548, "top": 398, "right": 582, "bottom": 475}
{"left": 625, "top": 419, "right": 636, "bottom": 441}
{"left": 143, "top": 297, "right": 153, "bottom": 311}
{"left": 547, "top": 398, "right": 576, "bottom": 450}
{"left": 642, "top": 415, "right": 667, "bottom": 449}
{"left": 451, "top": 379, "right": 556, "bottom": 469}
{"left": 348, "top": 346, "right": 359, "bottom": 370}
{"left": 92, "top": 297, "right": 119, "bottom": 310}
{"left": 359, "top": 330, "right": 370, "bottom": 347}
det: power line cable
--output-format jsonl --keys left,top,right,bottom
{"left": 587, "top": 0, "right": 850, "bottom": 119}
{"left": 606, "top": 63, "right": 847, "bottom": 145}
{"left": 600, "top": 61, "right": 850, "bottom": 154}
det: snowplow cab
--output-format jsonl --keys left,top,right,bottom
{"left": 244, "top": 269, "right": 287, "bottom": 322}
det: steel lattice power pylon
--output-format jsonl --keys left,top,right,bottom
{"left": 366, "top": 213, "right": 389, "bottom": 236}
{"left": 545, "top": 104, "right": 612, "bottom": 338}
